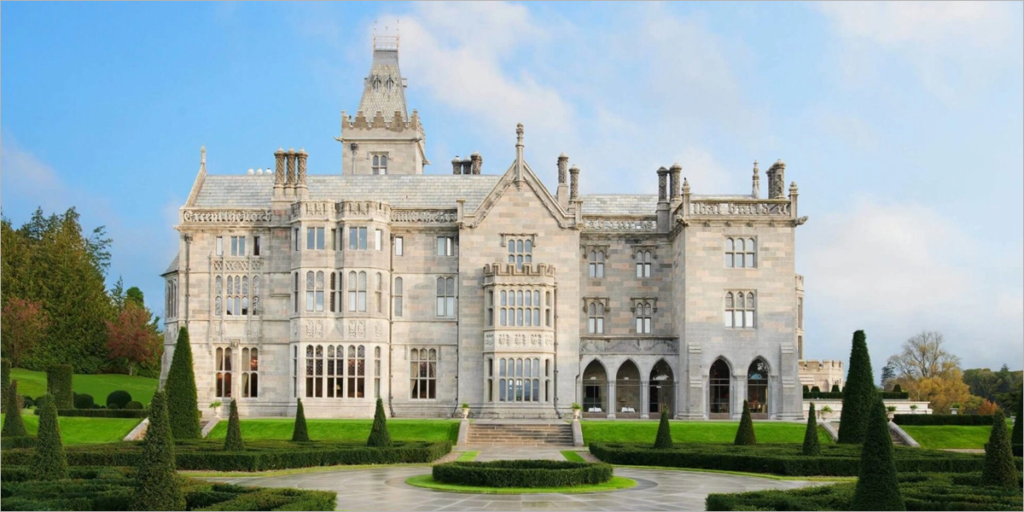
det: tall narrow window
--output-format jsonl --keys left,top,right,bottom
{"left": 375, "top": 273, "right": 383, "bottom": 313}
{"left": 253, "top": 235, "right": 261, "bottom": 256}
{"left": 507, "top": 238, "right": 533, "bottom": 269}
{"left": 374, "top": 346, "right": 382, "bottom": 398}
{"left": 293, "top": 272, "right": 299, "bottom": 313}
{"left": 375, "top": 229, "right": 383, "bottom": 251}
{"left": 330, "top": 272, "right": 337, "bottom": 312}
{"left": 347, "top": 345, "right": 365, "bottom": 398}
{"left": 293, "top": 228, "right": 299, "bottom": 251}
{"left": 305, "top": 345, "right": 324, "bottom": 398}
{"left": 241, "top": 348, "right": 259, "bottom": 398}
{"left": 315, "top": 271, "right": 325, "bottom": 312}
{"left": 588, "top": 302, "right": 605, "bottom": 334}
{"left": 292, "top": 345, "right": 298, "bottom": 398}
{"left": 436, "top": 277, "right": 455, "bottom": 317}
{"left": 215, "top": 347, "right": 232, "bottom": 398}
{"left": 499, "top": 291, "right": 508, "bottom": 326}
{"left": 231, "top": 236, "right": 246, "bottom": 256}
{"left": 394, "top": 277, "right": 404, "bottom": 317}
{"left": 326, "top": 345, "right": 340, "bottom": 398}
{"left": 305, "top": 271, "right": 315, "bottom": 312}
{"left": 725, "top": 291, "right": 756, "bottom": 328}
{"left": 436, "top": 236, "right": 455, "bottom": 256}
{"left": 588, "top": 251, "right": 605, "bottom": 278}
{"left": 486, "top": 290, "right": 494, "bottom": 326}
{"left": 307, "top": 227, "right": 315, "bottom": 250}
{"left": 395, "top": 236, "right": 404, "bottom": 256}
{"left": 410, "top": 348, "right": 437, "bottom": 399}
{"left": 358, "top": 272, "right": 367, "bottom": 312}
{"left": 216, "top": 236, "right": 224, "bottom": 257}
{"left": 317, "top": 228, "right": 325, "bottom": 250}
{"left": 635, "top": 301, "right": 653, "bottom": 334}
{"left": 636, "top": 250, "right": 652, "bottom": 278}
{"left": 348, "top": 271, "right": 357, "bottom": 312}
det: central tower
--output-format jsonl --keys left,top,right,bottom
{"left": 337, "top": 35, "right": 428, "bottom": 175}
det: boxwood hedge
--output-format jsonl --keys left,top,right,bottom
{"left": 894, "top": 414, "right": 995, "bottom": 426}
{"left": 589, "top": 442, "right": 1023, "bottom": 477}
{"left": 1, "top": 440, "right": 452, "bottom": 472}
{"left": 432, "top": 460, "right": 613, "bottom": 488}
{"left": 31, "top": 408, "right": 149, "bottom": 419}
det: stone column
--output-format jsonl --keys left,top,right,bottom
{"left": 606, "top": 380, "right": 616, "bottom": 419}
{"left": 569, "top": 165, "right": 580, "bottom": 201}
{"left": 640, "top": 380, "right": 650, "bottom": 419}
{"left": 669, "top": 163, "right": 682, "bottom": 203}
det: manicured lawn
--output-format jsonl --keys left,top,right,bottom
{"left": 581, "top": 420, "right": 832, "bottom": 446}
{"left": 0, "top": 413, "right": 142, "bottom": 445}
{"left": 9, "top": 368, "right": 158, "bottom": 406}
{"left": 405, "top": 474, "right": 637, "bottom": 494}
{"left": 207, "top": 418, "right": 460, "bottom": 443}
{"left": 561, "top": 450, "right": 586, "bottom": 462}
{"left": 457, "top": 451, "right": 479, "bottom": 461}
{"left": 900, "top": 425, "right": 996, "bottom": 449}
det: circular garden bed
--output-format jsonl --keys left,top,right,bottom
{"left": 431, "top": 460, "right": 614, "bottom": 488}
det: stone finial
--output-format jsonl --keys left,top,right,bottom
{"left": 789, "top": 181, "right": 798, "bottom": 195}
{"left": 471, "top": 152, "right": 482, "bottom": 175}
{"left": 569, "top": 165, "right": 580, "bottom": 200}
{"left": 682, "top": 177, "right": 690, "bottom": 195}
{"left": 452, "top": 157, "right": 462, "bottom": 175}
{"left": 669, "top": 163, "right": 682, "bottom": 200}
{"left": 657, "top": 167, "right": 669, "bottom": 202}
{"left": 516, "top": 123, "right": 524, "bottom": 146}
{"left": 751, "top": 160, "right": 760, "bottom": 198}
{"left": 557, "top": 153, "right": 569, "bottom": 184}
{"left": 285, "top": 148, "right": 296, "bottom": 186}
{"left": 200, "top": 145, "right": 207, "bottom": 165}
{"left": 297, "top": 149, "right": 308, "bottom": 187}
{"left": 274, "top": 148, "right": 285, "bottom": 186}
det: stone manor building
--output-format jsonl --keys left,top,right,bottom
{"left": 162, "top": 39, "right": 814, "bottom": 421}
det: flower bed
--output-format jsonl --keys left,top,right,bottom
{"left": 432, "top": 460, "right": 613, "bottom": 488}
{"left": 589, "top": 442, "right": 1022, "bottom": 477}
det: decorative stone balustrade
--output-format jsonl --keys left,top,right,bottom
{"left": 181, "top": 209, "right": 273, "bottom": 224}
{"left": 579, "top": 337, "right": 679, "bottom": 355}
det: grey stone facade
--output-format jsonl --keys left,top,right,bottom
{"left": 162, "top": 43, "right": 809, "bottom": 421}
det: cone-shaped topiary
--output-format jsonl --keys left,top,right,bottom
{"left": 134, "top": 391, "right": 186, "bottom": 511}
{"left": 734, "top": 400, "right": 756, "bottom": 445}
{"left": 223, "top": 399, "right": 244, "bottom": 451}
{"left": 1, "top": 358, "right": 10, "bottom": 413}
{"left": 851, "top": 398, "right": 904, "bottom": 511}
{"left": 831, "top": 384, "right": 841, "bottom": 394}
{"left": 653, "top": 409, "right": 673, "bottom": 449}
{"left": 291, "top": 398, "right": 309, "bottom": 442}
{"left": 981, "top": 409, "right": 1019, "bottom": 489}
{"left": 2, "top": 380, "right": 28, "bottom": 437}
{"left": 33, "top": 394, "right": 68, "bottom": 480}
{"left": 802, "top": 384, "right": 809, "bottom": 395}
{"left": 1011, "top": 394, "right": 1022, "bottom": 447}
{"left": 892, "top": 383, "right": 902, "bottom": 394}
{"left": 164, "top": 327, "right": 201, "bottom": 439}
{"left": 367, "top": 397, "right": 392, "bottom": 447}
{"left": 803, "top": 403, "right": 821, "bottom": 456}
{"left": 46, "top": 364, "right": 74, "bottom": 409}
{"left": 838, "top": 330, "right": 875, "bottom": 444}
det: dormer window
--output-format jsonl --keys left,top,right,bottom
{"left": 372, "top": 153, "right": 388, "bottom": 175}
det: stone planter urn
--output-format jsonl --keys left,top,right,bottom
{"left": 461, "top": 406, "right": 470, "bottom": 419}
{"left": 573, "top": 409, "right": 581, "bottom": 420}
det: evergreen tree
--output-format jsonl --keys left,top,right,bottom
{"left": 654, "top": 409, "right": 673, "bottom": 449}
{"left": 1011, "top": 394, "right": 1022, "bottom": 447}
{"left": 1, "top": 358, "right": 10, "bottom": 413}
{"left": 46, "top": 364, "right": 74, "bottom": 409}
{"left": 164, "top": 327, "right": 201, "bottom": 439}
{"left": 981, "top": 409, "right": 1019, "bottom": 489}
{"left": 291, "top": 399, "right": 310, "bottom": 442}
{"left": 2, "top": 380, "right": 28, "bottom": 437}
{"left": 838, "top": 330, "right": 876, "bottom": 444}
{"left": 134, "top": 391, "right": 186, "bottom": 511}
{"left": 223, "top": 399, "right": 244, "bottom": 451}
{"left": 803, "top": 403, "right": 820, "bottom": 456}
{"left": 367, "top": 397, "right": 392, "bottom": 447}
{"left": 33, "top": 394, "right": 68, "bottom": 480}
{"left": 734, "top": 400, "right": 756, "bottom": 445}
{"left": 851, "top": 398, "right": 905, "bottom": 511}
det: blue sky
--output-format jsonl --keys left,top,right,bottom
{"left": 3, "top": 2, "right": 1022, "bottom": 374}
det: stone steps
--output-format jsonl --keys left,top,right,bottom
{"left": 466, "top": 423, "right": 574, "bottom": 446}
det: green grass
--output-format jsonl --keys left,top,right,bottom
{"left": 0, "top": 413, "right": 142, "bottom": 445}
{"left": 405, "top": 474, "right": 637, "bottom": 494}
{"left": 206, "top": 418, "right": 460, "bottom": 443}
{"left": 581, "top": 420, "right": 833, "bottom": 446}
{"left": 561, "top": 450, "right": 586, "bottom": 462}
{"left": 9, "top": 368, "right": 158, "bottom": 406}
{"left": 456, "top": 451, "right": 479, "bottom": 461}
{"left": 900, "top": 425, "right": 996, "bottom": 449}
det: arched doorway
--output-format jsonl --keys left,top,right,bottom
{"left": 615, "top": 361, "right": 642, "bottom": 416}
{"left": 649, "top": 359, "right": 675, "bottom": 415}
{"left": 582, "top": 360, "right": 608, "bottom": 416}
{"left": 709, "top": 359, "right": 731, "bottom": 419}
{"left": 747, "top": 359, "right": 770, "bottom": 419}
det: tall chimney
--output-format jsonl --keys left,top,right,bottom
{"left": 297, "top": 149, "right": 308, "bottom": 188}
{"left": 274, "top": 148, "right": 285, "bottom": 188}
{"left": 461, "top": 158, "right": 472, "bottom": 175}
{"left": 470, "top": 152, "right": 482, "bottom": 174}
{"left": 285, "top": 149, "right": 296, "bottom": 188}
{"left": 557, "top": 153, "right": 568, "bottom": 185}
{"left": 569, "top": 165, "right": 580, "bottom": 201}
{"left": 669, "top": 163, "right": 682, "bottom": 203}
{"left": 452, "top": 156, "right": 461, "bottom": 175}
{"left": 657, "top": 167, "right": 669, "bottom": 203}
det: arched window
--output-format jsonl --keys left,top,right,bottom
{"left": 636, "top": 250, "right": 652, "bottom": 278}
{"left": 394, "top": 277, "right": 404, "bottom": 317}
{"left": 726, "top": 237, "right": 757, "bottom": 268}
{"left": 375, "top": 273, "right": 383, "bottom": 313}
{"left": 374, "top": 346, "right": 382, "bottom": 399}
{"left": 306, "top": 345, "right": 324, "bottom": 398}
{"left": 635, "top": 301, "right": 653, "bottom": 334}
{"left": 709, "top": 359, "right": 731, "bottom": 416}
{"left": 588, "top": 301, "right": 605, "bottom": 334}
{"left": 241, "top": 348, "right": 259, "bottom": 398}
{"left": 348, "top": 272, "right": 357, "bottom": 312}
{"left": 410, "top": 348, "right": 436, "bottom": 399}
{"left": 747, "top": 359, "right": 770, "bottom": 415}
{"left": 347, "top": 345, "right": 365, "bottom": 398}
{"left": 436, "top": 277, "right": 455, "bottom": 317}
{"left": 305, "top": 271, "right": 315, "bottom": 312}
{"left": 372, "top": 154, "right": 388, "bottom": 175}
{"left": 329, "top": 272, "right": 337, "bottom": 312}
{"left": 326, "top": 345, "right": 341, "bottom": 398}
{"left": 588, "top": 250, "right": 605, "bottom": 278}
{"left": 725, "top": 291, "right": 756, "bottom": 328}
{"left": 215, "top": 347, "right": 232, "bottom": 398}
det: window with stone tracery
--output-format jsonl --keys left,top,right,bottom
{"left": 726, "top": 237, "right": 757, "bottom": 268}
{"left": 348, "top": 271, "right": 367, "bottom": 312}
{"left": 215, "top": 347, "right": 232, "bottom": 398}
{"left": 497, "top": 289, "right": 542, "bottom": 327}
{"left": 635, "top": 300, "right": 653, "bottom": 334}
{"left": 306, "top": 344, "right": 367, "bottom": 399}
{"left": 372, "top": 154, "right": 388, "bottom": 175}
{"left": 410, "top": 348, "right": 437, "bottom": 399}
{"left": 496, "top": 357, "right": 548, "bottom": 403}
{"left": 507, "top": 238, "right": 533, "bottom": 269}
{"left": 636, "top": 250, "right": 652, "bottom": 278}
{"left": 241, "top": 347, "right": 259, "bottom": 398}
{"left": 588, "top": 250, "right": 605, "bottom": 278}
{"left": 725, "top": 291, "right": 756, "bottom": 328}
{"left": 217, "top": 275, "right": 255, "bottom": 317}
{"left": 305, "top": 271, "right": 325, "bottom": 312}
{"left": 436, "top": 277, "right": 455, "bottom": 317}
{"left": 587, "top": 300, "right": 606, "bottom": 334}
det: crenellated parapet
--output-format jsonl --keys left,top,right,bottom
{"left": 483, "top": 262, "right": 557, "bottom": 281}
{"left": 341, "top": 109, "right": 424, "bottom": 134}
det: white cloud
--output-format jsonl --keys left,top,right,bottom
{"left": 1, "top": 132, "right": 70, "bottom": 212}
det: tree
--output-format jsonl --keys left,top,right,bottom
{"left": 1, "top": 358, "right": 10, "bottom": 413}
{"left": 46, "top": 364, "right": 74, "bottom": 409}
{"left": 963, "top": 368, "right": 1003, "bottom": 403}
{"left": 292, "top": 398, "right": 310, "bottom": 442}
{"left": 224, "top": 399, "right": 244, "bottom": 451}
{"left": 134, "top": 391, "right": 186, "bottom": 510}
{"left": 981, "top": 409, "right": 1019, "bottom": 489}
{"left": 654, "top": 409, "right": 673, "bottom": 449}
{"left": 367, "top": 397, "right": 392, "bottom": 447}
{"left": 880, "top": 363, "right": 896, "bottom": 390}
{"left": 887, "top": 331, "right": 960, "bottom": 380}
{"left": 905, "top": 369, "right": 971, "bottom": 414}
{"left": 164, "top": 327, "right": 201, "bottom": 439}
{"left": 734, "top": 400, "right": 756, "bottom": 445}
{"left": 1012, "top": 394, "right": 1022, "bottom": 447}
{"left": 106, "top": 302, "right": 161, "bottom": 376}
{"left": 851, "top": 398, "right": 905, "bottom": 511}
{"left": 839, "top": 330, "right": 876, "bottom": 444}
{"left": 2, "top": 380, "right": 28, "bottom": 437}
{"left": 803, "top": 403, "right": 820, "bottom": 456}
{"left": 33, "top": 394, "right": 69, "bottom": 480}
{"left": 1, "top": 298, "right": 50, "bottom": 367}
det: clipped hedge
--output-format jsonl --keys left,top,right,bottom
{"left": 74, "top": 394, "right": 95, "bottom": 409}
{"left": 803, "top": 391, "right": 910, "bottom": 400}
{"left": 706, "top": 472, "right": 1022, "bottom": 511}
{"left": 31, "top": 408, "right": 149, "bottom": 419}
{"left": 894, "top": 414, "right": 995, "bottom": 426}
{"left": 1, "top": 440, "right": 453, "bottom": 472}
{"left": 106, "top": 390, "right": 132, "bottom": 410}
{"left": 0, "top": 436, "right": 38, "bottom": 450}
{"left": 46, "top": 365, "right": 74, "bottom": 409}
{"left": 588, "top": 442, "right": 1022, "bottom": 477}
{"left": 433, "top": 460, "right": 613, "bottom": 488}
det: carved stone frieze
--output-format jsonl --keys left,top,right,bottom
{"left": 583, "top": 219, "right": 658, "bottom": 232}
{"left": 212, "top": 259, "right": 262, "bottom": 272}
{"left": 392, "top": 209, "right": 457, "bottom": 223}
{"left": 579, "top": 338, "right": 679, "bottom": 355}
{"left": 182, "top": 210, "right": 273, "bottom": 224}
{"left": 688, "top": 201, "right": 790, "bottom": 216}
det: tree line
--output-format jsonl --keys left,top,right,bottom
{"left": 1, "top": 207, "right": 162, "bottom": 376}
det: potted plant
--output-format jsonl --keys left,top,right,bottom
{"left": 209, "top": 400, "right": 223, "bottom": 418}
{"left": 571, "top": 402, "right": 583, "bottom": 420}
{"left": 886, "top": 405, "right": 897, "bottom": 420}
{"left": 910, "top": 404, "right": 919, "bottom": 415}
{"left": 820, "top": 405, "right": 833, "bottom": 420}
{"left": 950, "top": 403, "right": 961, "bottom": 415}
{"left": 461, "top": 403, "right": 470, "bottom": 419}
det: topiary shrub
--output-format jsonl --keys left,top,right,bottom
{"left": 851, "top": 398, "right": 904, "bottom": 510}
{"left": 734, "top": 400, "right": 756, "bottom": 446}
{"left": 367, "top": 398, "right": 392, "bottom": 447}
{"left": 811, "top": 386, "right": 820, "bottom": 393}
{"left": 224, "top": 400, "right": 244, "bottom": 452}
{"left": 1012, "top": 394, "right": 1022, "bottom": 448}
{"left": 1, "top": 358, "right": 10, "bottom": 413}
{"left": 46, "top": 364, "right": 74, "bottom": 409}
{"left": 125, "top": 401, "right": 144, "bottom": 410}
{"left": 654, "top": 409, "right": 673, "bottom": 449}
{"left": 892, "top": 384, "right": 902, "bottom": 394}
{"left": 33, "top": 394, "right": 69, "bottom": 480}
{"left": 838, "top": 330, "right": 875, "bottom": 444}
{"left": 74, "top": 393, "right": 95, "bottom": 410}
{"left": 802, "top": 385, "right": 809, "bottom": 395}
{"left": 981, "top": 409, "right": 1019, "bottom": 490}
{"left": 830, "top": 384, "right": 841, "bottom": 394}
{"left": 803, "top": 403, "right": 820, "bottom": 456}
{"left": 21, "top": 395, "right": 34, "bottom": 409}
{"left": 106, "top": 390, "right": 132, "bottom": 409}
{"left": 134, "top": 390, "right": 186, "bottom": 510}
{"left": 165, "top": 327, "right": 201, "bottom": 440}
{"left": 2, "top": 380, "right": 28, "bottom": 437}
{"left": 292, "top": 399, "right": 309, "bottom": 442}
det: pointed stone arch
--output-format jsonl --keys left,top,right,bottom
{"left": 615, "top": 360, "right": 642, "bottom": 416}
{"left": 582, "top": 359, "right": 609, "bottom": 416}
{"left": 709, "top": 357, "right": 732, "bottom": 419}
{"left": 649, "top": 359, "right": 675, "bottom": 415}
{"left": 747, "top": 357, "right": 771, "bottom": 418}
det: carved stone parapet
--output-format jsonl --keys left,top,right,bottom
{"left": 688, "top": 200, "right": 791, "bottom": 217}
{"left": 579, "top": 337, "right": 679, "bottom": 355}
{"left": 485, "top": 330, "right": 555, "bottom": 353}
{"left": 182, "top": 209, "right": 273, "bottom": 224}
{"left": 212, "top": 259, "right": 263, "bottom": 272}
{"left": 582, "top": 218, "right": 658, "bottom": 232}
{"left": 392, "top": 209, "right": 457, "bottom": 223}
{"left": 291, "top": 201, "right": 335, "bottom": 219}
{"left": 336, "top": 200, "right": 392, "bottom": 220}
{"left": 482, "top": 262, "right": 557, "bottom": 280}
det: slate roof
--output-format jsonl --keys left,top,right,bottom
{"left": 162, "top": 254, "right": 179, "bottom": 275}
{"left": 358, "top": 48, "right": 407, "bottom": 119}
{"left": 192, "top": 174, "right": 502, "bottom": 211}
{"left": 580, "top": 194, "right": 658, "bottom": 216}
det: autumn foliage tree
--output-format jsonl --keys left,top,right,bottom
{"left": 1, "top": 298, "right": 50, "bottom": 367}
{"left": 106, "top": 302, "right": 161, "bottom": 376}
{"left": 887, "top": 331, "right": 971, "bottom": 414}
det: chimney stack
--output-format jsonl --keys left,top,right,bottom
{"left": 657, "top": 167, "right": 669, "bottom": 203}
{"left": 470, "top": 152, "right": 482, "bottom": 174}
{"left": 569, "top": 165, "right": 580, "bottom": 201}
{"left": 452, "top": 156, "right": 462, "bottom": 175}
{"left": 669, "top": 163, "right": 682, "bottom": 203}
